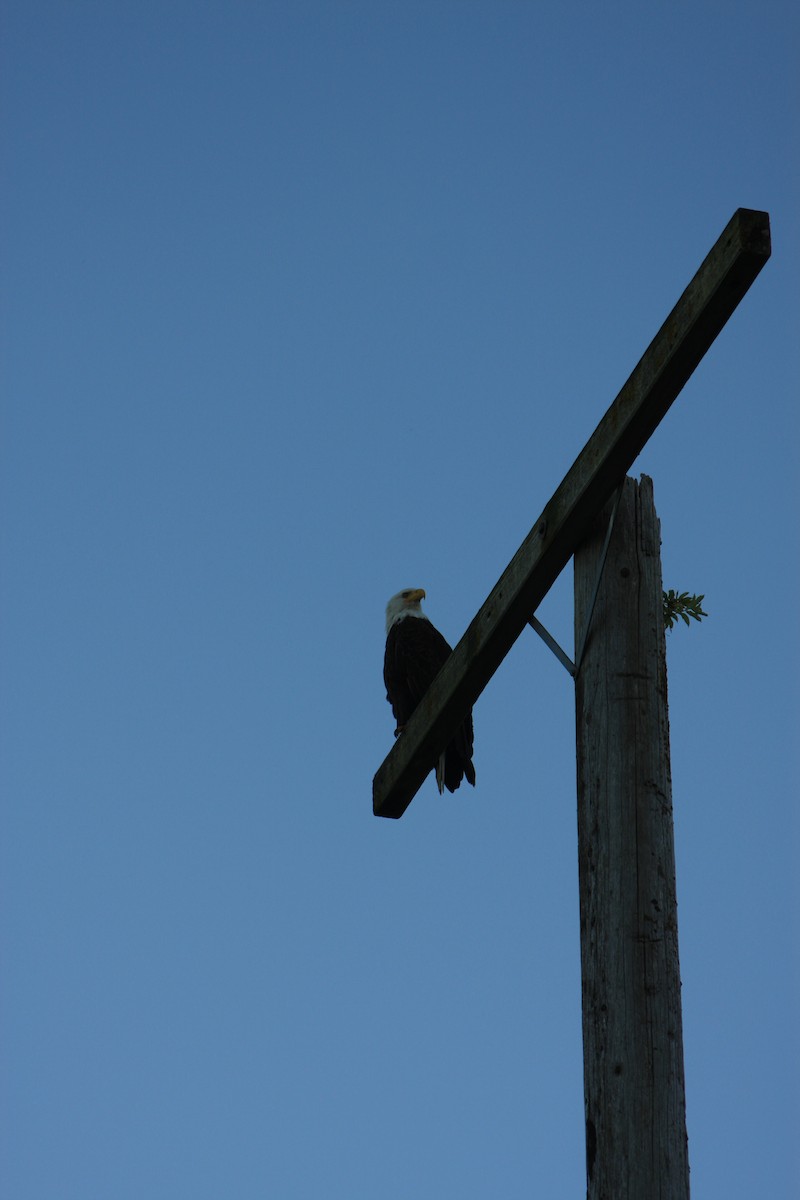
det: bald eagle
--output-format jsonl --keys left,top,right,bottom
{"left": 384, "top": 588, "right": 476, "bottom": 794}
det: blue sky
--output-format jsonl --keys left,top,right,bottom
{"left": 2, "top": 2, "right": 798, "bottom": 1196}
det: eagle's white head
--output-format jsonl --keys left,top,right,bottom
{"left": 385, "top": 587, "right": 427, "bottom": 633}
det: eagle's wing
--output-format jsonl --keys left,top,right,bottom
{"left": 399, "top": 618, "right": 453, "bottom": 704}
{"left": 384, "top": 618, "right": 453, "bottom": 727}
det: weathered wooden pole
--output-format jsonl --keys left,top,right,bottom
{"left": 574, "top": 475, "right": 689, "bottom": 1199}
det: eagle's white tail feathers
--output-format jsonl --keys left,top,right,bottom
{"left": 436, "top": 752, "right": 446, "bottom": 795}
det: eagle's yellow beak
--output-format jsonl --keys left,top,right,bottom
{"left": 407, "top": 588, "right": 426, "bottom": 603}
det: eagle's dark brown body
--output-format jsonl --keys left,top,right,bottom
{"left": 384, "top": 614, "right": 475, "bottom": 793}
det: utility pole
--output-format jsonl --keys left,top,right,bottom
{"left": 372, "top": 208, "right": 771, "bottom": 1189}
{"left": 575, "top": 476, "right": 689, "bottom": 1199}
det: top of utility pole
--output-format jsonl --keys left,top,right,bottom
{"left": 373, "top": 208, "right": 771, "bottom": 819}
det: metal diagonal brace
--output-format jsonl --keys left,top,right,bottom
{"left": 527, "top": 483, "right": 623, "bottom": 678}
{"left": 528, "top": 614, "right": 576, "bottom": 676}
